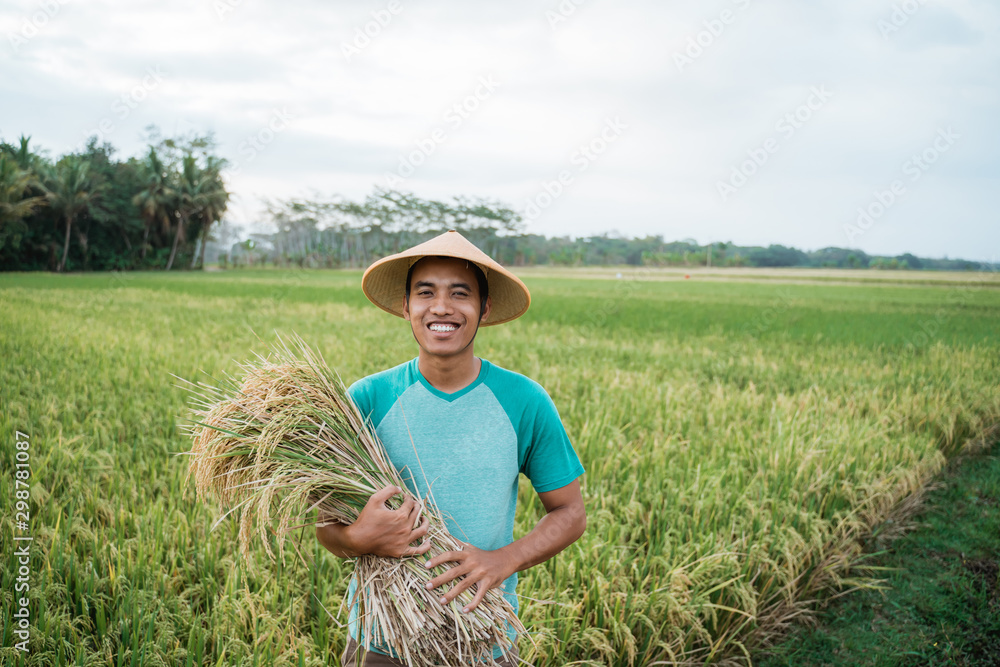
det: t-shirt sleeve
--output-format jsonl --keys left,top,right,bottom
{"left": 347, "top": 379, "right": 374, "bottom": 425}
{"left": 515, "top": 382, "right": 585, "bottom": 493}
{"left": 347, "top": 362, "right": 412, "bottom": 431}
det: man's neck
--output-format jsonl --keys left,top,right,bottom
{"left": 417, "top": 350, "right": 481, "bottom": 394}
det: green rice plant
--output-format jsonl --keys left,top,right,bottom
{"left": 1, "top": 269, "right": 997, "bottom": 666}
{"left": 178, "top": 332, "right": 523, "bottom": 667}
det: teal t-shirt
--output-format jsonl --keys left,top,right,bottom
{"left": 345, "top": 357, "right": 585, "bottom": 657}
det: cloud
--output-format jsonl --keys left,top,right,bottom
{"left": 2, "top": 0, "right": 998, "bottom": 260}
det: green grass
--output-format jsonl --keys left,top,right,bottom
{"left": 0, "top": 268, "right": 998, "bottom": 666}
{"left": 757, "top": 438, "right": 1000, "bottom": 666}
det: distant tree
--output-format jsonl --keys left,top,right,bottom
{"left": 747, "top": 244, "right": 808, "bottom": 267}
{"left": 2, "top": 129, "right": 989, "bottom": 274}
{"left": 133, "top": 148, "right": 175, "bottom": 263}
{"left": 725, "top": 253, "right": 747, "bottom": 267}
{"left": 166, "top": 152, "right": 223, "bottom": 271}
{"left": 190, "top": 156, "right": 229, "bottom": 270}
{"left": 211, "top": 218, "right": 242, "bottom": 267}
{"left": 42, "top": 156, "right": 105, "bottom": 272}
{"left": 705, "top": 241, "right": 727, "bottom": 267}
{"left": 138, "top": 127, "right": 229, "bottom": 271}
{"left": 0, "top": 149, "right": 45, "bottom": 255}
{"left": 71, "top": 137, "right": 146, "bottom": 271}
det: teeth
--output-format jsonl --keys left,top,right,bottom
{"left": 429, "top": 324, "right": 457, "bottom": 332}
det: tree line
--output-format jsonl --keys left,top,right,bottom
{"left": 1, "top": 133, "right": 985, "bottom": 273}
{"left": 249, "top": 191, "right": 982, "bottom": 272}
{"left": 1, "top": 131, "right": 228, "bottom": 271}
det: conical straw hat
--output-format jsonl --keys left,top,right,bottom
{"left": 361, "top": 230, "right": 530, "bottom": 326}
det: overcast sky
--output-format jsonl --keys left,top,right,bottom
{"left": 2, "top": 0, "right": 997, "bottom": 261}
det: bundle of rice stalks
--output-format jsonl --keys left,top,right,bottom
{"left": 177, "top": 333, "right": 524, "bottom": 667}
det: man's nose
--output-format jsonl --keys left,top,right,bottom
{"left": 429, "top": 294, "right": 451, "bottom": 314}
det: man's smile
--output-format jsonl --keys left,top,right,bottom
{"left": 428, "top": 322, "right": 460, "bottom": 334}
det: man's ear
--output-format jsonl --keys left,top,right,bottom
{"left": 480, "top": 295, "right": 492, "bottom": 323}
{"left": 402, "top": 294, "right": 411, "bottom": 321}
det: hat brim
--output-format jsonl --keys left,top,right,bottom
{"left": 361, "top": 231, "right": 530, "bottom": 326}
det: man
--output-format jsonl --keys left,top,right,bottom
{"left": 316, "top": 230, "right": 587, "bottom": 666}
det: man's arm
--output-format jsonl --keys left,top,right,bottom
{"left": 315, "top": 485, "right": 432, "bottom": 559}
{"left": 422, "top": 478, "right": 586, "bottom": 613}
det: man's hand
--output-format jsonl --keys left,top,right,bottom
{"left": 316, "top": 485, "right": 431, "bottom": 559}
{"left": 422, "top": 479, "right": 587, "bottom": 614}
{"left": 423, "top": 542, "right": 516, "bottom": 614}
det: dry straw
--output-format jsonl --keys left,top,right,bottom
{"left": 176, "top": 332, "right": 524, "bottom": 666}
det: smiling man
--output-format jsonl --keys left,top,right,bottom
{"left": 315, "top": 230, "right": 587, "bottom": 666}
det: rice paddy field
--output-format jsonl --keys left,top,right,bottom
{"left": 1, "top": 266, "right": 999, "bottom": 666}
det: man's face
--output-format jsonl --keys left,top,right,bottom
{"left": 403, "top": 257, "right": 491, "bottom": 360}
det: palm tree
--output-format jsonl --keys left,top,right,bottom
{"left": 189, "top": 156, "right": 230, "bottom": 270}
{"left": 6, "top": 135, "right": 42, "bottom": 173}
{"left": 166, "top": 153, "right": 216, "bottom": 271}
{"left": 0, "top": 153, "right": 44, "bottom": 229}
{"left": 132, "top": 148, "right": 174, "bottom": 262}
{"left": 0, "top": 136, "right": 46, "bottom": 253}
{"left": 42, "top": 156, "right": 102, "bottom": 273}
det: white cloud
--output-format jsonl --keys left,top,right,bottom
{"left": 2, "top": 0, "right": 998, "bottom": 260}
